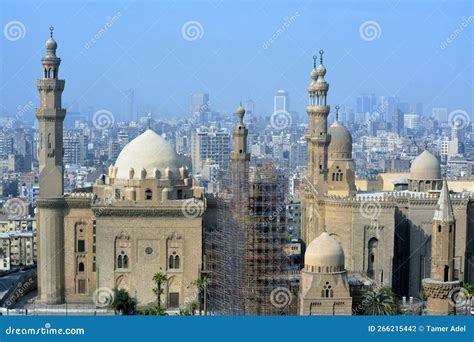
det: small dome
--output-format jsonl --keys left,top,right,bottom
{"left": 236, "top": 105, "right": 245, "bottom": 116}
{"left": 305, "top": 232, "right": 345, "bottom": 270}
{"left": 328, "top": 121, "right": 352, "bottom": 156}
{"left": 115, "top": 129, "right": 181, "bottom": 179}
{"left": 316, "top": 63, "right": 326, "bottom": 76}
{"left": 410, "top": 150, "right": 441, "bottom": 180}
{"left": 45, "top": 38, "right": 57, "bottom": 51}
{"left": 310, "top": 68, "right": 318, "bottom": 80}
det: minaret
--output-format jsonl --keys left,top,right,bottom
{"left": 35, "top": 27, "right": 66, "bottom": 304}
{"left": 231, "top": 103, "right": 250, "bottom": 163}
{"left": 422, "top": 178, "right": 459, "bottom": 315}
{"left": 306, "top": 50, "right": 330, "bottom": 193}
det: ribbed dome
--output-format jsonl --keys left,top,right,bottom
{"left": 328, "top": 121, "right": 352, "bottom": 156}
{"left": 305, "top": 232, "right": 345, "bottom": 270}
{"left": 410, "top": 150, "right": 441, "bottom": 180}
{"left": 115, "top": 129, "right": 181, "bottom": 179}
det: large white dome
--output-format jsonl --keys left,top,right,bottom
{"left": 114, "top": 129, "right": 181, "bottom": 179}
{"left": 410, "top": 150, "right": 441, "bottom": 180}
{"left": 305, "top": 232, "right": 345, "bottom": 271}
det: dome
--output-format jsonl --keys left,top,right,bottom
{"left": 410, "top": 150, "right": 441, "bottom": 180}
{"left": 316, "top": 63, "right": 326, "bottom": 76}
{"left": 328, "top": 121, "right": 352, "bottom": 156}
{"left": 236, "top": 105, "right": 245, "bottom": 116}
{"left": 114, "top": 129, "right": 181, "bottom": 179}
{"left": 45, "top": 38, "right": 57, "bottom": 51}
{"left": 310, "top": 68, "right": 318, "bottom": 80}
{"left": 305, "top": 232, "right": 345, "bottom": 270}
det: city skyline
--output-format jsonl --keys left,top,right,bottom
{"left": 1, "top": 0, "right": 472, "bottom": 122}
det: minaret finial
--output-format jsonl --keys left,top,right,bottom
{"left": 50, "top": 26, "right": 54, "bottom": 38}
{"left": 319, "top": 49, "right": 324, "bottom": 64}
{"left": 335, "top": 105, "right": 340, "bottom": 121}
{"left": 313, "top": 55, "right": 317, "bottom": 68}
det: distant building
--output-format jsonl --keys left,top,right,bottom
{"left": 403, "top": 113, "right": 420, "bottom": 130}
{"left": 432, "top": 107, "right": 448, "bottom": 123}
{"left": 191, "top": 125, "right": 230, "bottom": 174}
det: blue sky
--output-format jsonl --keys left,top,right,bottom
{"left": 1, "top": 0, "right": 472, "bottom": 122}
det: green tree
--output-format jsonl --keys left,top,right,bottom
{"left": 139, "top": 306, "right": 168, "bottom": 316}
{"left": 178, "top": 309, "right": 191, "bottom": 316}
{"left": 111, "top": 288, "right": 137, "bottom": 315}
{"left": 152, "top": 272, "right": 168, "bottom": 309}
{"left": 191, "top": 278, "right": 208, "bottom": 315}
{"left": 463, "top": 283, "right": 474, "bottom": 295}
{"left": 362, "top": 287, "right": 399, "bottom": 315}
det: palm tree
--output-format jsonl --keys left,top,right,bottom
{"left": 192, "top": 278, "right": 208, "bottom": 315}
{"left": 152, "top": 272, "right": 168, "bottom": 309}
{"left": 362, "top": 287, "right": 399, "bottom": 315}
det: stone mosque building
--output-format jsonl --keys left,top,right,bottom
{"left": 34, "top": 29, "right": 473, "bottom": 315}
{"left": 299, "top": 51, "right": 474, "bottom": 314}
{"left": 36, "top": 31, "right": 204, "bottom": 307}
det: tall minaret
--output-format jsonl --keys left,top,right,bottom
{"left": 306, "top": 50, "right": 330, "bottom": 193}
{"left": 422, "top": 178, "right": 459, "bottom": 315}
{"left": 231, "top": 103, "right": 250, "bottom": 164}
{"left": 35, "top": 27, "right": 66, "bottom": 304}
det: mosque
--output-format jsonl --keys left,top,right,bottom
{"left": 34, "top": 30, "right": 473, "bottom": 315}
{"left": 299, "top": 51, "right": 474, "bottom": 315}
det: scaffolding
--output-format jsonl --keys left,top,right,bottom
{"left": 206, "top": 160, "right": 291, "bottom": 315}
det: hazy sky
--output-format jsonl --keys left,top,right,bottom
{"left": 1, "top": 0, "right": 472, "bottom": 122}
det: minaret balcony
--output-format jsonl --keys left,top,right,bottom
{"left": 36, "top": 79, "right": 65, "bottom": 91}
{"left": 306, "top": 105, "right": 330, "bottom": 115}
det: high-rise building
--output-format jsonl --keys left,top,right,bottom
{"left": 191, "top": 125, "right": 230, "bottom": 174}
{"left": 403, "top": 113, "right": 420, "bottom": 129}
{"left": 356, "top": 93, "right": 376, "bottom": 114}
{"left": 391, "top": 109, "right": 404, "bottom": 134}
{"left": 274, "top": 90, "right": 290, "bottom": 115}
{"left": 191, "top": 92, "right": 210, "bottom": 125}
{"left": 432, "top": 108, "right": 448, "bottom": 123}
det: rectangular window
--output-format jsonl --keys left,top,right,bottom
{"left": 77, "top": 240, "right": 85, "bottom": 252}
{"left": 169, "top": 292, "right": 179, "bottom": 308}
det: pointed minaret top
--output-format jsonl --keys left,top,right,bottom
{"left": 50, "top": 26, "right": 54, "bottom": 38}
{"left": 335, "top": 105, "right": 340, "bottom": 121}
{"left": 433, "top": 178, "right": 455, "bottom": 223}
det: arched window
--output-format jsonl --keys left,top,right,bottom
{"left": 123, "top": 255, "right": 129, "bottom": 269}
{"left": 444, "top": 265, "right": 449, "bottom": 281}
{"left": 78, "top": 262, "right": 84, "bottom": 273}
{"left": 169, "top": 255, "right": 174, "bottom": 269}
{"left": 174, "top": 255, "right": 180, "bottom": 269}
{"left": 145, "top": 189, "right": 152, "bottom": 200}
{"left": 117, "top": 255, "right": 123, "bottom": 269}
{"left": 438, "top": 225, "right": 442, "bottom": 233}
